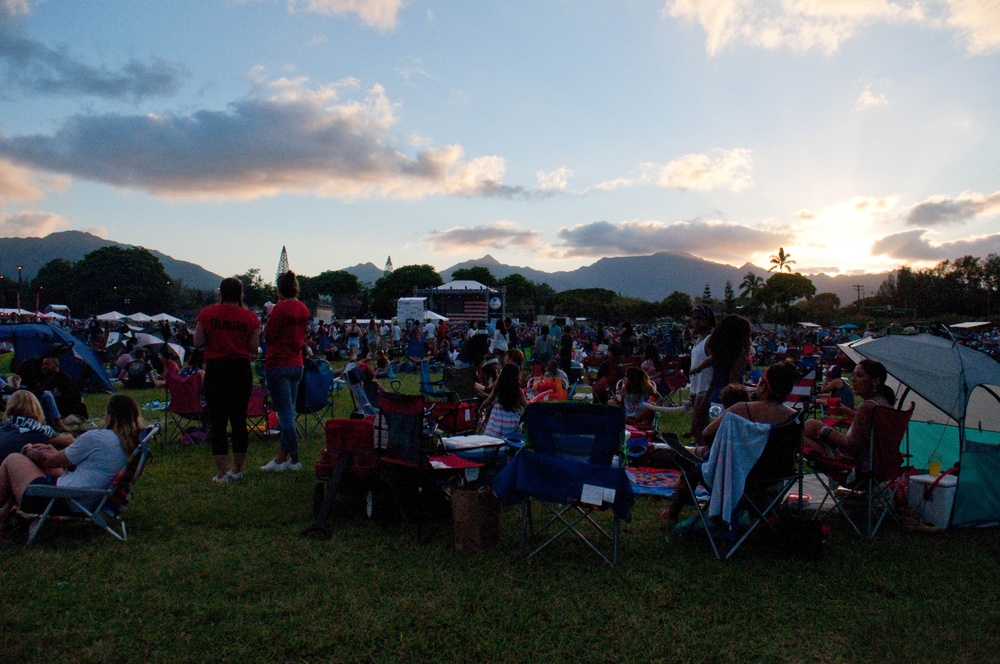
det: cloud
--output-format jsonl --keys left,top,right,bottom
{"left": 0, "top": 209, "right": 70, "bottom": 237}
{"left": 0, "top": 25, "right": 187, "bottom": 100}
{"left": 856, "top": 84, "right": 888, "bottom": 110}
{"left": 904, "top": 190, "right": 1000, "bottom": 226}
{"left": 872, "top": 228, "right": 1000, "bottom": 261}
{"left": 657, "top": 148, "right": 753, "bottom": 192}
{"left": 1, "top": 1, "right": 30, "bottom": 19}
{"left": 0, "top": 74, "right": 515, "bottom": 201}
{"left": 664, "top": 0, "right": 998, "bottom": 56}
{"left": 945, "top": 0, "right": 1000, "bottom": 54}
{"left": 537, "top": 167, "right": 572, "bottom": 192}
{"left": 588, "top": 149, "right": 753, "bottom": 193}
{"left": 81, "top": 226, "right": 108, "bottom": 238}
{"left": 423, "top": 221, "right": 545, "bottom": 254}
{"left": 0, "top": 157, "right": 44, "bottom": 202}
{"left": 555, "top": 218, "right": 782, "bottom": 262}
{"left": 289, "top": 0, "right": 405, "bottom": 31}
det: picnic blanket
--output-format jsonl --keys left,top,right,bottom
{"left": 627, "top": 466, "right": 709, "bottom": 500}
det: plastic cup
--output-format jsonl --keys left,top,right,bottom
{"left": 928, "top": 454, "right": 943, "bottom": 477}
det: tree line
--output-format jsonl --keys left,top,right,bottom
{"left": 12, "top": 246, "right": 998, "bottom": 324}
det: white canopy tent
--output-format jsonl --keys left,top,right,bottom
{"left": 150, "top": 313, "right": 184, "bottom": 323}
{"left": 126, "top": 312, "right": 152, "bottom": 323}
{"left": 96, "top": 311, "right": 126, "bottom": 321}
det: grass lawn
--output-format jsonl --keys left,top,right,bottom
{"left": 2, "top": 369, "right": 999, "bottom": 662}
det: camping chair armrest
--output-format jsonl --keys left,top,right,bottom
{"left": 22, "top": 485, "right": 113, "bottom": 499}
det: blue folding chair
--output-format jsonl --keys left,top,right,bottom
{"left": 493, "top": 402, "right": 632, "bottom": 566}
{"left": 296, "top": 358, "right": 335, "bottom": 437}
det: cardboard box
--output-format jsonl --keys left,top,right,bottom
{"left": 908, "top": 473, "right": 957, "bottom": 529}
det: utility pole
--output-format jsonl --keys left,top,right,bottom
{"left": 853, "top": 284, "right": 864, "bottom": 311}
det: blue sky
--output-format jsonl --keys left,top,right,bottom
{"left": 1, "top": 0, "right": 998, "bottom": 283}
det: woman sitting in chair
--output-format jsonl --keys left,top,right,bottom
{"left": 0, "top": 390, "right": 75, "bottom": 464}
{"left": 0, "top": 395, "right": 143, "bottom": 522}
{"left": 658, "top": 362, "right": 799, "bottom": 525}
{"left": 803, "top": 359, "right": 894, "bottom": 462}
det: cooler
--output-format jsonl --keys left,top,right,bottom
{"left": 907, "top": 473, "right": 957, "bottom": 529}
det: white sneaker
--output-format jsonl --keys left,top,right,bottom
{"left": 286, "top": 461, "right": 303, "bottom": 471}
{"left": 227, "top": 470, "right": 243, "bottom": 480}
{"left": 260, "top": 459, "right": 289, "bottom": 472}
{"left": 211, "top": 474, "right": 229, "bottom": 484}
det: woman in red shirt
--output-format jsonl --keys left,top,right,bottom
{"left": 260, "top": 271, "right": 311, "bottom": 472}
{"left": 194, "top": 278, "right": 260, "bottom": 483}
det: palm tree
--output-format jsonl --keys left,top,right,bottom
{"left": 768, "top": 247, "right": 796, "bottom": 272}
{"left": 739, "top": 272, "right": 764, "bottom": 298}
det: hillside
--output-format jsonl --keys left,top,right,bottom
{"left": 0, "top": 231, "right": 224, "bottom": 291}
{"left": 430, "top": 253, "right": 890, "bottom": 306}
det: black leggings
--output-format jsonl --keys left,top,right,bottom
{"left": 203, "top": 359, "right": 252, "bottom": 456}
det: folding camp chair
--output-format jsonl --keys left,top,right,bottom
{"left": 374, "top": 391, "right": 481, "bottom": 542}
{"left": 669, "top": 410, "right": 805, "bottom": 559}
{"left": 163, "top": 372, "right": 206, "bottom": 446}
{"left": 344, "top": 362, "right": 378, "bottom": 417}
{"left": 18, "top": 425, "right": 159, "bottom": 545}
{"left": 417, "top": 359, "right": 451, "bottom": 400}
{"left": 442, "top": 366, "right": 479, "bottom": 402}
{"left": 492, "top": 402, "right": 632, "bottom": 566}
{"left": 810, "top": 403, "right": 914, "bottom": 539}
{"left": 660, "top": 372, "right": 689, "bottom": 407}
{"left": 246, "top": 386, "right": 270, "bottom": 437}
{"left": 783, "top": 369, "right": 817, "bottom": 413}
{"left": 296, "top": 358, "right": 336, "bottom": 438}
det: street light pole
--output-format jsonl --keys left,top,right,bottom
{"left": 17, "top": 265, "right": 22, "bottom": 311}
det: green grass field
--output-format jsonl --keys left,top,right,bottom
{"left": 2, "top": 370, "right": 999, "bottom": 662}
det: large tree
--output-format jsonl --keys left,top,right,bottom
{"left": 497, "top": 273, "right": 537, "bottom": 317}
{"left": 451, "top": 266, "right": 498, "bottom": 287}
{"left": 236, "top": 268, "right": 274, "bottom": 310}
{"left": 71, "top": 246, "right": 175, "bottom": 316}
{"left": 31, "top": 258, "right": 76, "bottom": 309}
{"left": 371, "top": 264, "right": 442, "bottom": 317}
{"left": 758, "top": 272, "right": 815, "bottom": 316}
{"left": 660, "top": 291, "right": 693, "bottom": 319}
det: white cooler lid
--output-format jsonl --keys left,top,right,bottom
{"left": 910, "top": 473, "right": 958, "bottom": 487}
{"left": 443, "top": 435, "right": 506, "bottom": 450}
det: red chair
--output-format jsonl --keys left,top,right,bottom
{"left": 246, "top": 387, "right": 271, "bottom": 437}
{"left": 163, "top": 372, "right": 206, "bottom": 446}
{"left": 811, "top": 403, "right": 914, "bottom": 539}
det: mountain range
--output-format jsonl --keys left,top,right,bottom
{"left": 0, "top": 231, "right": 224, "bottom": 291}
{"left": 343, "top": 253, "right": 890, "bottom": 307}
{"left": 2, "top": 231, "right": 891, "bottom": 306}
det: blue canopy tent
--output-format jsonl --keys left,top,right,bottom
{"left": 840, "top": 333, "right": 1000, "bottom": 528}
{"left": 0, "top": 323, "right": 114, "bottom": 392}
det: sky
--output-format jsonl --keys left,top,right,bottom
{"left": 1, "top": 0, "right": 999, "bottom": 284}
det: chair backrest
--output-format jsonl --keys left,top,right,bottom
{"left": 344, "top": 363, "right": 377, "bottom": 416}
{"left": 522, "top": 402, "right": 626, "bottom": 466}
{"left": 746, "top": 411, "right": 805, "bottom": 486}
{"left": 418, "top": 360, "right": 449, "bottom": 398}
{"left": 297, "top": 359, "right": 334, "bottom": 411}
{"left": 870, "top": 403, "right": 914, "bottom": 482}
{"left": 165, "top": 372, "right": 204, "bottom": 415}
{"left": 442, "top": 366, "right": 478, "bottom": 401}
{"left": 783, "top": 369, "right": 817, "bottom": 410}
{"left": 378, "top": 392, "right": 428, "bottom": 465}
{"left": 247, "top": 387, "right": 268, "bottom": 417}
{"left": 102, "top": 425, "right": 158, "bottom": 517}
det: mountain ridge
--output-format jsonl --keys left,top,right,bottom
{"left": 1, "top": 231, "right": 890, "bottom": 305}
